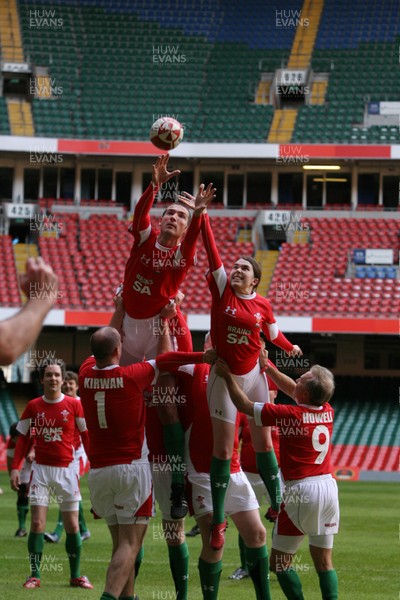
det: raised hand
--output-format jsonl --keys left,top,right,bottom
{"left": 152, "top": 153, "right": 181, "bottom": 187}
{"left": 193, "top": 183, "right": 217, "bottom": 214}
{"left": 19, "top": 257, "right": 59, "bottom": 305}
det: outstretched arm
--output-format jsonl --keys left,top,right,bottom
{"left": 0, "top": 257, "right": 58, "bottom": 365}
{"left": 131, "top": 154, "right": 181, "bottom": 238}
{"left": 260, "top": 348, "right": 296, "bottom": 399}
{"left": 177, "top": 183, "right": 217, "bottom": 263}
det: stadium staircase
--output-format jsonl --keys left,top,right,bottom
{"left": 287, "top": 0, "right": 324, "bottom": 69}
{"left": 0, "top": 0, "right": 24, "bottom": 61}
{"left": 309, "top": 79, "right": 328, "bottom": 104}
{"left": 7, "top": 99, "right": 34, "bottom": 136}
{"left": 267, "top": 109, "right": 297, "bottom": 143}
{"left": 255, "top": 249, "right": 279, "bottom": 297}
{"left": 255, "top": 81, "right": 271, "bottom": 105}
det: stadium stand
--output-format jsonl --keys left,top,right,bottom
{"left": 331, "top": 376, "right": 399, "bottom": 471}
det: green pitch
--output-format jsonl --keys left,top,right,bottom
{"left": 1, "top": 473, "right": 398, "bottom": 599}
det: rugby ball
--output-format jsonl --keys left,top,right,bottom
{"left": 150, "top": 117, "right": 184, "bottom": 151}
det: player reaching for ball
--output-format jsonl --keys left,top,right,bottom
{"left": 119, "top": 153, "right": 216, "bottom": 519}
{"left": 177, "top": 193, "right": 302, "bottom": 550}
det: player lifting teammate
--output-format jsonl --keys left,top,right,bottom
{"left": 119, "top": 153, "right": 215, "bottom": 519}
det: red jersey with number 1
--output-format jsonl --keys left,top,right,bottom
{"left": 255, "top": 402, "right": 334, "bottom": 481}
{"left": 79, "top": 356, "right": 157, "bottom": 467}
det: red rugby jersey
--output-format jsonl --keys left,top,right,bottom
{"left": 12, "top": 395, "right": 86, "bottom": 468}
{"left": 123, "top": 183, "right": 202, "bottom": 319}
{"left": 255, "top": 402, "right": 334, "bottom": 481}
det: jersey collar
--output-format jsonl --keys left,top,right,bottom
{"left": 235, "top": 291, "right": 256, "bottom": 300}
{"left": 43, "top": 393, "right": 64, "bottom": 404}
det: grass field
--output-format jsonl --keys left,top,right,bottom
{"left": 1, "top": 473, "right": 398, "bottom": 599}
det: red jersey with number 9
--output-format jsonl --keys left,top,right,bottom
{"left": 257, "top": 402, "right": 334, "bottom": 481}
{"left": 79, "top": 356, "right": 157, "bottom": 468}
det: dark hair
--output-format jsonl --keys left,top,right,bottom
{"left": 39, "top": 359, "right": 66, "bottom": 381}
{"left": 64, "top": 371, "right": 78, "bottom": 384}
{"left": 240, "top": 256, "right": 261, "bottom": 290}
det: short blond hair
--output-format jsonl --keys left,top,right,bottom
{"left": 305, "top": 365, "right": 335, "bottom": 406}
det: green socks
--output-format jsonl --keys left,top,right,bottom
{"left": 18, "top": 505, "right": 29, "bottom": 529}
{"left": 318, "top": 570, "right": 338, "bottom": 599}
{"left": 245, "top": 545, "right": 272, "bottom": 600}
{"left": 53, "top": 509, "right": 64, "bottom": 537}
{"left": 28, "top": 532, "right": 43, "bottom": 578}
{"left": 79, "top": 501, "right": 88, "bottom": 534}
{"left": 198, "top": 558, "right": 222, "bottom": 600}
{"left": 163, "top": 422, "right": 186, "bottom": 485}
{"left": 276, "top": 568, "right": 305, "bottom": 599}
{"left": 210, "top": 457, "right": 231, "bottom": 524}
{"left": 65, "top": 532, "right": 82, "bottom": 579}
{"left": 239, "top": 534, "right": 247, "bottom": 570}
{"left": 168, "top": 542, "right": 189, "bottom": 599}
{"left": 135, "top": 545, "right": 144, "bottom": 579}
{"left": 256, "top": 450, "right": 281, "bottom": 511}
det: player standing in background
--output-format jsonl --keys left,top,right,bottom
{"left": 7, "top": 422, "right": 35, "bottom": 538}
{"left": 216, "top": 354, "right": 339, "bottom": 600}
{"left": 44, "top": 371, "right": 90, "bottom": 544}
{"left": 10, "top": 360, "right": 93, "bottom": 590}
{"left": 79, "top": 323, "right": 215, "bottom": 600}
{"left": 120, "top": 153, "right": 216, "bottom": 519}
{"left": 175, "top": 199, "right": 301, "bottom": 550}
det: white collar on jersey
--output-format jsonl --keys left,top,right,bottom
{"left": 235, "top": 291, "right": 256, "bottom": 300}
{"left": 92, "top": 364, "right": 120, "bottom": 370}
{"left": 155, "top": 239, "right": 180, "bottom": 252}
{"left": 42, "top": 393, "right": 64, "bottom": 404}
{"left": 298, "top": 403, "right": 324, "bottom": 411}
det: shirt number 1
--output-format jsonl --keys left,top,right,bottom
{"left": 94, "top": 392, "right": 108, "bottom": 429}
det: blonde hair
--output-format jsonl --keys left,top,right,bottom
{"left": 305, "top": 365, "right": 335, "bottom": 406}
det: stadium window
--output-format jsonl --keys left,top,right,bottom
{"left": 306, "top": 174, "right": 323, "bottom": 208}
{"left": 0, "top": 167, "right": 13, "bottom": 200}
{"left": 81, "top": 169, "right": 96, "bottom": 200}
{"left": 227, "top": 173, "right": 244, "bottom": 207}
{"left": 326, "top": 173, "right": 351, "bottom": 206}
{"left": 364, "top": 350, "right": 380, "bottom": 370}
{"left": 358, "top": 173, "right": 379, "bottom": 206}
{"left": 246, "top": 172, "right": 271, "bottom": 205}
{"left": 142, "top": 172, "right": 152, "bottom": 193}
{"left": 43, "top": 167, "right": 58, "bottom": 198}
{"left": 116, "top": 172, "right": 132, "bottom": 208}
{"left": 98, "top": 169, "right": 112, "bottom": 200}
{"left": 60, "top": 168, "right": 75, "bottom": 200}
{"left": 199, "top": 172, "right": 224, "bottom": 205}
{"left": 23, "top": 168, "right": 40, "bottom": 201}
{"left": 278, "top": 172, "right": 302, "bottom": 205}
{"left": 382, "top": 175, "right": 399, "bottom": 209}
{"left": 388, "top": 351, "right": 400, "bottom": 370}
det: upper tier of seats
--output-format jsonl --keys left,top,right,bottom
{"left": 14, "top": 0, "right": 399, "bottom": 143}
{"left": 0, "top": 214, "right": 398, "bottom": 316}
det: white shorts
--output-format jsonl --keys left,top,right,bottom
{"left": 273, "top": 475, "right": 339, "bottom": 554}
{"left": 187, "top": 470, "right": 259, "bottom": 518}
{"left": 121, "top": 313, "right": 178, "bottom": 363}
{"left": 88, "top": 462, "right": 154, "bottom": 526}
{"left": 207, "top": 362, "right": 269, "bottom": 424}
{"left": 244, "top": 470, "right": 285, "bottom": 506}
{"left": 29, "top": 463, "right": 81, "bottom": 510}
{"left": 151, "top": 463, "right": 181, "bottom": 521}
